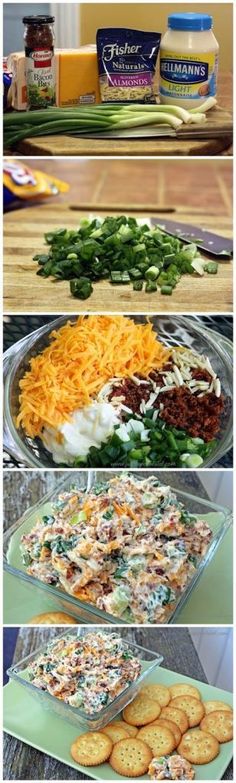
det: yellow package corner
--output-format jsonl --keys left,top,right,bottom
{"left": 4, "top": 160, "right": 69, "bottom": 199}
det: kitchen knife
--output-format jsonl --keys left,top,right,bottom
{"left": 69, "top": 126, "right": 176, "bottom": 139}
{"left": 151, "top": 218, "right": 233, "bottom": 258}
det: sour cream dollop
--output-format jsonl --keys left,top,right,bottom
{"left": 42, "top": 401, "right": 120, "bottom": 464}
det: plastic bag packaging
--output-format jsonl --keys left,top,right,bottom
{"left": 96, "top": 27, "right": 161, "bottom": 103}
{"left": 3, "top": 58, "right": 12, "bottom": 111}
{"left": 3, "top": 160, "right": 69, "bottom": 211}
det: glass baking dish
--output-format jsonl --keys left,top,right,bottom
{"left": 3, "top": 314, "right": 233, "bottom": 468}
{"left": 7, "top": 627, "right": 163, "bottom": 730}
{"left": 3, "top": 470, "right": 232, "bottom": 625}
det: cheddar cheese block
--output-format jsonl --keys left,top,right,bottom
{"left": 56, "top": 46, "right": 100, "bottom": 106}
{"left": 8, "top": 46, "right": 100, "bottom": 110}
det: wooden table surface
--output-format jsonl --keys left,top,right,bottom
{"left": 4, "top": 204, "right": 232, "bottom": 314}
{"left": 10, "top": 74, "right": 233, "bottom": 158}
{"left": 3, "top": 626, "right": 233, "bottom": 780}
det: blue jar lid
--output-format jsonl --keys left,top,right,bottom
{"left": 168, "top": 13, "right": 213, "bottom": 31}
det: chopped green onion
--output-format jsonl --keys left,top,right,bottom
{"left": 161, "top": 285, "right": 173, "bottom": 295}
{"left": 185, "top": 454, "right": 204, "bottom": 467}
{"left": 145, "top": 266, "right": 160, "bottom": 281}
{"left": 204, "top": 262, "right": 218, "bottom": 274}
{"left": 70, "top": 278, "right": 93, "bottom": 299}
{"left": 110, "top": 271, "right": 130, "bottom": 284}
{"left": 145, "top": 280, "right": 157, "bottom": 293}
{"left": 29, "top": 214, "right": 219, "bottom": 301}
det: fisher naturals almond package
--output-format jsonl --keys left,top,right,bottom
{"left": 96, "top": 28, "right": 161, "bottom": 103}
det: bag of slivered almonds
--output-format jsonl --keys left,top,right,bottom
{"left": 96, "top": 27, "right": 161, "bottom": 103}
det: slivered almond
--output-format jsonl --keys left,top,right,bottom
{"left": 213, "top": 378, "right": 221, "bottom": 397}
{"left": 173, "top": 365, "right": 184, "bottom": 386}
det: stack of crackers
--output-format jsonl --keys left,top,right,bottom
{"left": 70, "top": 682, "right": 233, "bottom": 778}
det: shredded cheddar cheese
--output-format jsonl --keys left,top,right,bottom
{"left": 16, "top": 315, "right": 170, "bottom": 437}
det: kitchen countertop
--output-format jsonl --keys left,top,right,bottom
{"left": 3, "top": 627, "right": 233, "bottom": 780}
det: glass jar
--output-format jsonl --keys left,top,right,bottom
{"left": 22, "top": 15, "right": 56, "bottom": 110}
{"left": 159, "top": 13, "right": 219, "bottom": 109}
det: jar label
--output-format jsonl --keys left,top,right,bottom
{"left": 160, "top": 50, "right": 218, "bottom": 100}
{"left": 25, "top": 46, "right": 56, "bottom": 107}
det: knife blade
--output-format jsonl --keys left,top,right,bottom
{"left": 69, "top": 126, "right": 176, "bottom": 139}
{"left": 151, "top": 218, "right": 233, "bottom": 258}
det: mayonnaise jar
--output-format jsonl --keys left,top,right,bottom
{"left": 159, "top": 13, "right": 219, "bottom": 109}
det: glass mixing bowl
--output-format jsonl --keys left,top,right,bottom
{"left": 3, "top": 315, "right": 233, "bottom": 468}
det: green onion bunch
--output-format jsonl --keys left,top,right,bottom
{"left": 4, "top": 98, "right": 216, "bottom": 149}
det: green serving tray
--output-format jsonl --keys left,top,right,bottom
{"left": 4, "top": 664, "right": 233, "bottom": 780}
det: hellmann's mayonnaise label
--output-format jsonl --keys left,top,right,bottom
{"left": 160, "top": 51, "right": 218, "bottom": 100}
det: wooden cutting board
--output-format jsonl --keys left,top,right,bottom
{"left": 5, "top": 73, "right": 233, "bottom": 157}
{"left": 15, "top": 105, "right": 232, "bottom": 158}
{"left": 13, "top": 106, "right": 233, "bottom": 157}
{"left": 4, "top": 204, "right": 232, "bottom": 314}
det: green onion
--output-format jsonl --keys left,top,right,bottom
{"left": 190, "top": 97, "right": 217, "bottom": 113}
{"left": 129, "top": 268, "right": 143, "bottom": 280}
{"left": 3, "top": 109, "right": 114, "bottom": 125}
{"left": 112, "top": 112, "right": 182, "bottom": 130}
{"left": 30, "top": 214, "right": 219, "bottom": 301}
{"left": 110, "top": 271, "right": 130, "bottom": 284}
{"left": 130, "top": 448, "right": 144, "bottom": 460}
{"left": 70, "top": 278, "right": 93, "bottom": 299}
{"left": 188, "top": 113, "right": 207, "bottom": 124}
{"left": 4, "top": 100, "right": 214, "bottom": 151}
{"left": 185, "top": 454, "right": 204, "bottom": 467}
{"left": 76, "top": 414, "right": 215, "bottom": 469}
{"left": 161, "top": 285, "right": 173, "bottom": 295}
{"left": 124, "top": 104, "right": 191, "bottom": 123}
{"left": 145, "top": 280, "right": 157, "bottom": 292}
{"left": 204, "top": 262, "right": 218, "bottom": 274}
{"left": 145, "top": 266, "right": 160, "bottom": 281}
{"left": 69, "top": 510, "right": 87, "bottom": 525}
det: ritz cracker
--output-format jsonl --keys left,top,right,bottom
{"left": 160, "top": 13, "right": 219, "bottom": 109}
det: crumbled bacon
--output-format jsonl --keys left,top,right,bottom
{"left": 149, "top": 362, "right": 173, "bottom": 385}
{"left": 109, "top": 377, "right": 152, "bottom": 414}
{"left": 160, "top": 386, "right": 224, "bottom": 441}
{"left": 108, "top": 366, "right": 172, "bottom": 414}
{"left": 191, "top": 368, "right": 213, "bottom": 383}
{"left": 108, "top": 363, "right": 224, "bottom": 443}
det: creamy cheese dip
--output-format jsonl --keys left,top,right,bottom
{"left": 42, "top": 401, "right": 120, "bottom": 464}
